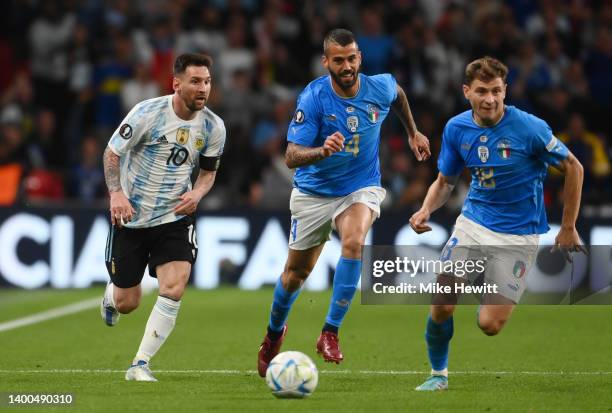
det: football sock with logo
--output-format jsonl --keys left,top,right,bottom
{"left": 268, "top": 277, "right": 300, "bottom": 339}
{"left": 425, "top": 314, "right": 453, "bottom": 376}
{"left": 134, "top": 295, "right": 181, "bottom": 364}
{"left": 323, "top": 256, "right": 361, "bottom": 331}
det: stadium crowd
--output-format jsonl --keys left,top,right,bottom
{"left": 0, "top": 0, "right": 610, "bottom": 214}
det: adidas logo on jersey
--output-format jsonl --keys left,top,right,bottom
{"left": 158, "top": 135, "right": 168, "bottom": 144}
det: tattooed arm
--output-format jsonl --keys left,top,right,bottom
{"left": 285, "top": 132, "right": 345, "bottom": 169}
{"left": 103, "top": 146, "right": 135, "bottom": 227}
{"left": 391, "top": 84, "right": 431, "bottom": 161}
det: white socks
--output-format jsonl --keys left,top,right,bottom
{"left": 134, "top": 296, "right": 181, "bottom": 364}
{"left": 105, "top": 282, "right": 116, "bottom": 307}
{"left": 431, "top": 368, "right": 449, "bottom": 377}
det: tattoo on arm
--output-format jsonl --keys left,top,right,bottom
{"left": 391, "top": 85, "right": 417, "bottom": 138}
{"left": 285, "top": 143, "right": 325, "bottom": 168}
{"left": 103, "top": 147, "right": 122, "bottom": 193}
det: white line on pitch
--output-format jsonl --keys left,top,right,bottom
{"left": 0, "top": 369, "right": 610, "bottom": 376}
{"left": 0, "top": 287, "right": 157, "bottom": 333}
{"left": 0, "top": 297, "right": 101, "bottom": 333}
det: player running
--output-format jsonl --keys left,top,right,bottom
{"left": 257, "top": 28, "right": 431, "bottom": 377}
{"left": 100, "top": 53, "right": 226, "bottom": 381}
{"left": 409, "top": 56, "right": 585, "bottom": 391}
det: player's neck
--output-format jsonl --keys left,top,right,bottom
{"left": 330, "top": 76, "right": 360, "bottom": 98}
{"left": 473, "top": 106, "right": 505, "bottom": 128}
{"left": 172, "top": 94, "right": 198, "bottom": 121}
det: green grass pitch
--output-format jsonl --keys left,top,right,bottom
{"left": 0, "top": 287, "right": 611, "bottom": 412}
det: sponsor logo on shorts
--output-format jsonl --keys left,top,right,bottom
{"left": 513, "top": 260, "right": 526, "bottom": 279}
{"left": 507, "top": 283, "right": 519, "bottom": 291}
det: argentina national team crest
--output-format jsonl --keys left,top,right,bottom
{"left": 176, "top": 127, "right": 190, "bottom": 145}
{"left": 347, "top": 115, "right": 358, "bottom": 133}
{"left": 195, "top": 135, "right": 205, "bottom": 151}
{"left": 367, "top": 104, "right": 379, "bottom": 123}
{"left": 478, "top": 146, "right": 489, "bottom": 163}
{"left": 497, "top": 140, "right": 511, "bottom": 159}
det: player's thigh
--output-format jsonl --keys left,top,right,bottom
{"left": 334, "top": 202, "right": 374, "bottom": 243}
{"left": 284, "top": 244, "right": 326, "bottom": 280}
{"left": 288, "top": 189, "right": 336, "bottom": 250}
{"left": 105, "top": 225, "right": 150, "bottom": 289}
{"left": 148, "top": 216, "right": 197, "bottom": 279}
{"left": 156, "top": 261, "right": 192, "bottom": 299}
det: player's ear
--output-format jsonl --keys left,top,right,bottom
{"left": 462, "top": 84, "right": 470, "bottom": 99}
{"left": 321, "top": 54, "right": 328, "bottom": 70}
{"left": 172, "top": 76, "right": 181, "bottom": 92}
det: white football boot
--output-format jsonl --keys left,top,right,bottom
{"left": 125, "top": 360, "right": 157, "bottom": 382}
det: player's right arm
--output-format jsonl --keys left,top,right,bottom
{"left": 104, "top": 103, "right": 147, "bottom": 227}
{"left": 103, "top": 147, "right": 135, "bottom": 227}
{"left": 410, "top": 122, "right": 464, "bottom": 233}
{"left": 285, "top": 132, "right": 345, "bottom": 168}
{"left": 409, "top": 173, "right": 459, "bottom": 233}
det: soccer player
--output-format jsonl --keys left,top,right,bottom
{"left": 257, "top": 28, "right": 431, "bottom": 376}
{"left": 100, "top": 53, "right": 226, "bottom": 382}
{"left": 409, "top": 56, "right": 585, "bottom": 391}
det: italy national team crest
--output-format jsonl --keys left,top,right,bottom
{"left": 176, "top": 127, "right": 190, "bottom": 145}
{"left": 347, "top": 115, "right": 358, "bottom": 133}
{"left": 478, "top": 146, "right": 489, "bottom": 163}
{"left": 513, "top": 260, "right": 526, "bottom": 279}
{"left": 367, "top": 104, "right": 379, "bottom": 123}
{"left": 497, "top": 140, "right": 511, "bottom": 159}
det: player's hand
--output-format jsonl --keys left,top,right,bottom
{"left": 552, "top": 226, "right": 588, "bottom": 263}
{"left": 409, "top": 131, "right": 431, "bottom": 161}
{"left": 109, "top": 191, "right": 135, "bottom": 228}
{"left": 174, "top": 190, "right": 201, "bottom": 215}
{"left": 321, "top": 131, "right": 345, "bottom": 157}
{"left": 409, "top": 207, "right": 432, "bottom": 234}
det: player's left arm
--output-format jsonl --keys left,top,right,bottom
{"left": 174, "top": 168, "right": 217, "bottom": 215}
{"left": 552, "top": 152, "right": 587, "bottom": 258}
{"left": 391, "top": 84, "right": 431, "bottom": 161}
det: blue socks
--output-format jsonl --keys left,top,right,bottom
{"left": 268, "top": 277, "right": 300, "bottom": 334}
{"left": 324, "top": 256, "right": 362, "bottom": 331}
{"left": 425, "top": 314, "right": 454, "bottom": 372}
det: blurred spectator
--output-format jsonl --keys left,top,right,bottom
{"left": 558, "top": 113, "right": 611, "bottom": 202}
{"left": 121, "top": 63, "right": 160, "bottom": 112}
{"left": 356, "top": 5, "right": 393, "bottom": 75}
{"left": 67, "top": 135, "right": 106, "bottom": 201}
{"left": 0, "top": 0, "right": 607, "bottom": 213}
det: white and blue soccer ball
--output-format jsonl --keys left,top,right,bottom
{"left": 265, "top": 351, "right": 318, "bottom": 398}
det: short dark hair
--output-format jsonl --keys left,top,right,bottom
{"left": 464, "top": 56, "right": 508, "bottom": 85}
{"left": 173, "top": 53, "right": 213, "bottom": 76}
{"left": 323, "top": 28, "right": 357, "bottom": 54}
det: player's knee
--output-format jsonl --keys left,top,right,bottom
{"left": 431, "top": 305, "right": 455, "bottom": 323}
{"left": 478, "top": 317, "right": 506, "bottom": 336}
{"left": 283, "top": 266, "right": 310, "bottom": 291}
{"left": 115, "top": 296, "right": 140, "bottom": 314}
{"left": 341, "top": 235, "right": 364, "bottom": 258}
{"left": 158, "top": 283, "right": 186, "bottom": 301}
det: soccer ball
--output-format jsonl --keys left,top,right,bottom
{"left": 265, "top": 351, "right": 318, "bottom": 398}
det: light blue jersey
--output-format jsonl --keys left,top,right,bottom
{"left": 438, "top": 105, "right": 569, "bottom": 235}
{"left": 288, "top": 73, "right": 397, "bottom": 197}
{"left": 108, "top": 95, "right": 226, "bottom": 228}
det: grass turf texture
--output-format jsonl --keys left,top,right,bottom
{"left": 0, "top": 288, "right": 611, "bottom": 412}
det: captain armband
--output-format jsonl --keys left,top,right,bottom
{"left": 199, "top": 154, "right": 221, "bottom": 171}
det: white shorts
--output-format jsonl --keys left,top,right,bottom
{"left": 288, "top": 186, "right": 386, "bottom": 250}
{"left": 442, "top": 214, "right": 539, "bottom": 303}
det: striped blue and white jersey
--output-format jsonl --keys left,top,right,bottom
{"left": 108, "top": 95, "right": 226, "bottom": 228}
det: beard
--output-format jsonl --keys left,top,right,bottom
{"left": 183, "top": 95, "right": 206, "bottom": 112}
{"left": 329, "top": 68, "right": 358, "bottom": 90}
